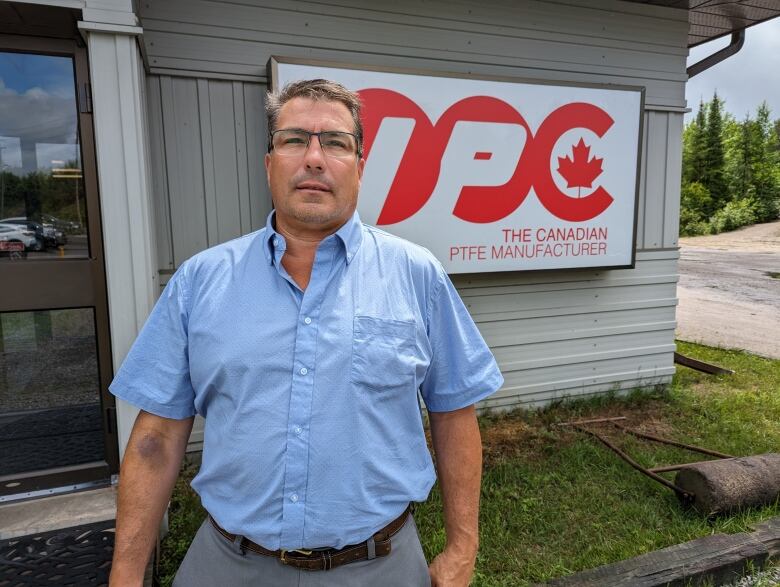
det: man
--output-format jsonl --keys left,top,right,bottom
{"left": 108, "top": 79, "right": 503, "bottom": 587}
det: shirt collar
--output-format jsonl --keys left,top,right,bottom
{"left": 262, "top": 210, "right": 364, "bottom": 265}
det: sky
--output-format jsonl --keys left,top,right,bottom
{"left": 0, "top": 52, "right": 78, "bottom": 171}
{"left": 0, "top": 52, "right": 74, "bottom": 97}
{"left": 686, "top": 17, "right": 780, "bottom": 122}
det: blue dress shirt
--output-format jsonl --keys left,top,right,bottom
{"left": 109, "top": 210, "right": 503, "bottom": 550}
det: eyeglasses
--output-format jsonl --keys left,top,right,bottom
{"left": 269, "top": 129, "right": 361, "bottom": 159}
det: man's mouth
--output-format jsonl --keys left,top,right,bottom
{"left": 296, "top": 181, "right": 331, "bottom": 192}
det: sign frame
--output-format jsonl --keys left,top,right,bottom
{"left": 268, "top": 55, "right": 645, "bottom": 275}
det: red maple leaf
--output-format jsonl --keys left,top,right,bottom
{"left": 557, "top": 138, "right": 603, "bottom": 198}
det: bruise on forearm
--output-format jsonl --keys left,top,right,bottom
{"left": 120, "top": 413, "right": 193, "bottom": 497}
{"left": 130, "top": 430, "right": 172, "bottom": 467}
{"left": 130, "top": 411, "right": 192, "bottom": 461}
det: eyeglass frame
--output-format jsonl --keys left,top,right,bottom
{"left": 268, "top": 128, "right": 363, "bottom": 158}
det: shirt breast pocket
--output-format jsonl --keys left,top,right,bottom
{"left": 351, "top": 315, "right": 417, "bottom": 393}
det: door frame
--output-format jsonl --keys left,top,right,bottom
{"left": 0, "top": 32, "right": 119, "bottom": 499}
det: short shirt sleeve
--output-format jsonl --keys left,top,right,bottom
{"left": 419, "top": 267, "right": 504, "bottom": 412}
{"left": 108, "top": 263, "right": 196, "bottom": 419}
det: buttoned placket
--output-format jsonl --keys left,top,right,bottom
{"left": 274, "top": 236, "right": 341, "bottom": 548}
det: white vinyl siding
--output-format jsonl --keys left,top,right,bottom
{"left": 146, "top": 76, "right": 271, "bottom": 270}
{"left": 452, "top": 251, "right": 678, "bottom": 409}
{"left": 139, "top": 0, "right": 688, "bottom": 109}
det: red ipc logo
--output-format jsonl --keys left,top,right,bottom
{"left": 358, "top": 89, "right": 615, "bottom": 224}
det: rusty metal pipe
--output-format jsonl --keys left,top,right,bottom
{"left": 612, "top": 423, "right": 734, "bottom": 460}
{"left": 649, "top": 461, "right": 714, "bottom": 473}
{"left": 572, "top": 425, "right": 693, "bottom": 500}
{"left": 557, "top": 417, "right": 627, "bottom": 427}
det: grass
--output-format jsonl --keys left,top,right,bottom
{"left": 156, "top": 341, "right": 780, "bottom": 586}
{"left": 155, "top": 459, "right": 206, "bottom": 586}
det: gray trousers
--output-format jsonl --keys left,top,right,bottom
{"left": 172, "top": 514, "right": 431, "bottom": 587}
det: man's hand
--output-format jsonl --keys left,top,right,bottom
{"left": 429, "top": 545, "right": 477, "bottom": 587}
{"left": 427, "top": 404, "right": 482, "bottom": 587}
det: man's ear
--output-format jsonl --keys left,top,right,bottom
{"left": 264, "top": 152, "right": 272, "bottom": 186}
{"left": 357, "top": 156, "right": 365, "bottom": 181}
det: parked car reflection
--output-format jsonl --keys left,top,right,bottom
{"left": 0, "top": 217, "right": 66, "bottom": 249}
{"left": 0, "top": 222, "right": 37, "bottom": 259}
{"left": 42, "top": 213, "right": 82, "bottom": 235}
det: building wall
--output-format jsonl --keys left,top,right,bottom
{"left": 139, "top": 0, "right": 688, "bottom": 448}
{"left": 145, "top": 76, "right": 272, "bottom": 272}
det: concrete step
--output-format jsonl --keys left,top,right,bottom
{"left": 0, "top": 486, "right": 153, "bottom": 586}
{"left": 0, "top": 486, "right": 116, "bottom": 540}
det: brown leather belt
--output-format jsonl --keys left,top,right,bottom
{"left": 208, "top": 505, "right": 411, "bottom": 571}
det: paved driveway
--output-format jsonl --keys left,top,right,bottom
{"left": 676, "top": 220, "right": 780, "bottom": 359}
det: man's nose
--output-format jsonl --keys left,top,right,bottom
{"left": 303, "top": 136, "right": 326, "bottom": 171}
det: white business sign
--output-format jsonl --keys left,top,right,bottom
{"left": 271, "top": 58, "right": 643, "bottom": 273}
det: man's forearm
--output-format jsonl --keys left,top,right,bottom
{"left": 429, "top": 405, "right": 482, "bottom": 556}
{"left": 110, "top": 412, "right": 193, "bottom": 586}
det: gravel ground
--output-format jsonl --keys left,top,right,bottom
{"left": 676, "top": 220, "right": 780, "bottom": 359}
{"left": 724, "top": 566, "right": 780, "bottom": 587}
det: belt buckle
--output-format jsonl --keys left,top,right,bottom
{"left": 280, "top": 548, "right": 313, "bottom": 564}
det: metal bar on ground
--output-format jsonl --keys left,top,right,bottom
{"left": 674, "top": 352, "right": 735, "bottom": 375}
{"left": 557, "top": 417, "right": 628, "bottom": 427}
{"left": 649, "top": 461, "right": 716, "bottom": 473}
{"left": 612, "top": 422, "right": 735, "bottom": 459}
{"left": 571, "top": 425, "right": 693, "bottom": 500}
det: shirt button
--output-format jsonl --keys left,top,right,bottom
{"left": 273, "top": 237, "right": 279, "bottom": 246}
{"left": 304, "top": 317, "right": 312, "bottom": 325}
{"left": 300, "top": 367, "right": 308, "bottom": 375}
{"left": 290, "top": 493, "right": 299, "bottom": 503}
{"left": 294, "top": 426, "right": 302, "bottom": 435}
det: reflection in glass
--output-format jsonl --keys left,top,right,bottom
{"left": 0, "top": 309, "right": 104, "bottom": 477}
{"left": 0, "top": 52, "right": 88, "bottom": 262}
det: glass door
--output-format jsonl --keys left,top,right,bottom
{"left": 0, "top": 35, "right": 117, "bottom": 499}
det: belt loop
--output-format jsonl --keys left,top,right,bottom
{"left": 232, "top": 534, "right": 246, "bottom": 556}
{"left": 366, "top": 536, "right": 376, "bottom": 560}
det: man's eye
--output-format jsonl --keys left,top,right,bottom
{"left": 283, "top": 136, "right": 306, "bottom": 145}
{"left": 323, "top": 138, "right": 348, "bottom": 149}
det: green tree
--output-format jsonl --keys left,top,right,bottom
{"left": 681, "top": 97, "right": 780, "bottom": 236}
{"left": 682, "top": 100, "right": 708, "bottom": 185}
{"left": 750, "top": 102, "right": 780, "bottom": 221}
{"left": 702, "top": 92, "right": 727, "bottom": 206}
{"left": 723, "top": 112, "right": 758, "bottom": 202}
{"left": 772, "top": 118, "right": 780, "bottom": 175}
{"left": 679, "top": 181, "right": 712, "bottom": 235}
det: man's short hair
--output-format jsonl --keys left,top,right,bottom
{"left": 266, "top": 79, "right": 363, "bottom": 157}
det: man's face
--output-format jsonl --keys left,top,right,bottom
{"left": 265, "top": 97, "right": 365, "bottom": 232}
